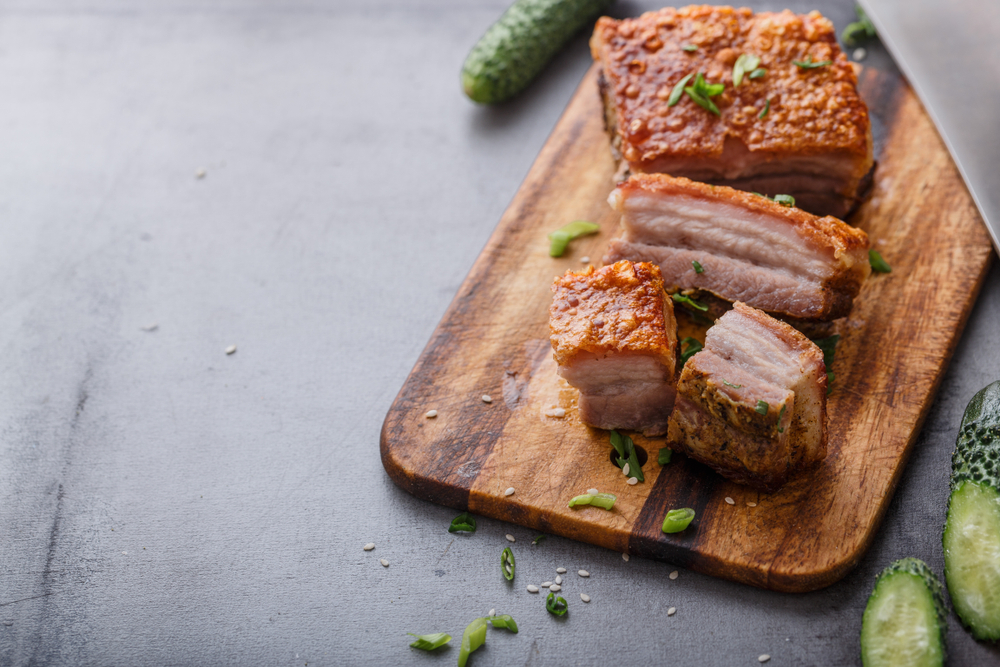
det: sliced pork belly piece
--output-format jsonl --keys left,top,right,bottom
{"left": 667, "top": 302, "right": 827, "bottom": 492}
{"left": 550, "top": 260, "right": 677, "bottom": 436}
{"left": 604, "top": 173, "right": 871, "bottom": 322}
{"left": 590, "top": 6, "right": 873, "bottom": 217}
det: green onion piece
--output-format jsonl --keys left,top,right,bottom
{"left": 776, "top": 403, "right": 787, "bottom": 433}
{"left": 684, "top": 73, "right": 724, "bottom": 116}
{"left": 501, "top": 547, "right": 515, "bottom": 581}
{"left": 732, "top": 54, "right": 760, "bottom": 87}
{"left": 609, "top": 430, "right": 644, "bottom": 482}
{"left": 668, "top": 73, "right": 694, "bottom": 106}
{"left": 661, "top": 507, "right": 696, "bottom": 533}
{"left": 869, "top": 249, "right": 892, "bottom": 273}
{"left": 756, "top": 400, "right": 769, "bottom": 415}
{"left": 680, "top": 337, "right": 703, "bottom": 365}
{"left": 682, "top": 44, "right": 698, "bottom": 52}
{"left": 811, "top": 334, "right": 839, "bottom": 393}
{"left": 548, "top": 221, "right": 599, "bottom": 257}
{"left": 489, "top": 615, "right": 519, "bottom": 633}
{"left": 692, "top": 260, "right": 704, "bottom": 274}
{"left": 658, "top": 447, "right": 672, "bottom": 465}
{"left": 672, "top": 293, "right": 708, "bottom": 312}
{"left": 841, "top": 6, "right": 876, "bottom": 45}
{"left": 748, "top": 67, "right": 767, "bottom": 79}
{"left": 758, "top": 99, "right": 770, "bottom": 119}
{"left": 449, "top": 512, "right": 477, "bottom": 534}
{"left": 546, "top": 592, "right": 568, "bottom": 616}
{"left": 793, "top": 56, "right": 833, "bottom": 69}
{"left": 722, "top": 379, "right": 743, "bottom": 388}
{"left": 751, "top": 191, "right": 765, "bottom": 197}
{"left": 772, "top": 194, "right": 795, "bottom": 207}
{"left": 408, "top": 632, "right": 452, "bottom": 651}
{"left": 458, "top": 618, "right": 488, "bottom": 667}
{"left": 568, "top": 493, "right": 616, "bottom": 510}
{"left": 568, "top": 493, "right": 594, "bottom": 508}
{"left": 532, "top": 534, "right": 545, "bottom": 545}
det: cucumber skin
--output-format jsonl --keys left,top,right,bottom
{"left": 861, "top": 558, "right": 948, "bottom": 666}
{"left": 945, "top": 380, "right": 1000, "bottom": 640}
{"left": 462, "top": 0, "right": 612, "bottom": 104}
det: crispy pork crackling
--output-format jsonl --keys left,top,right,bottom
{"left": 604, "top": 173, "right": 871, "bottom": 322}
{"left": 591, "top": 5, "right": 873, "bottom": 217}
{"left": 667, "top": 302, "right": 827, "bottom": 492}
{"left": 549, "top": 260, "right": 678, "bottom": 436}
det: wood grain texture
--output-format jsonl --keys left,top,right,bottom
{"left": 380, "top": 64, "right": 993, "bottom": 592}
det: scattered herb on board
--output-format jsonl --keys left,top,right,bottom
{"left": 532, "top": 534, "right": 546, "bottom": 545}
{"left": 773, "top": 194, "right": 796, "bottom": 207}
{"left": 546, "top": 592, "right": 569, "bottom": 616}
{"left": 658, "top": 447, "right": 672, "bottom": 465}
{"left": 758, "top": 99, "right": 770, "bottom": 118}
{"left": 408, "top": 632, "right": 452, "bottom": 651}
{"left": 756, "top": 400, "right": 769, "bottom": 415}
{"left": 692, "top": 260, "right": 704, "bottom": 274}
{"left": 842, "top": 5, "right": 876, "bottom": 45}
{"left": 489, "top": 615, "right": 519, "bottom": 632}
{"left": 668, "top": 73, "right": 694, "bottom": 106}
{"left": 568, "top": 492, "right": 617, "bottom": 510}
{"left": 812, "top": 334, "right": 839, "bottom": 393}
{"left": 682, "top": 44, "right": 698, "bottom": 52}
{"left": 501, "top": 547, "right": 515, "bottom": 581}
{"left": 732, "top": 53, "right": 761, "bottom": 87}
{"left": 684, "top": 72, "right": 725, "bottom": 115}
{"left": 458, "top": 617, "right": 488, "bottom": 667}
{"left": 662, "top": 507, "right": 696, "bottom": 533}
{"left": 548, "top": 220, "right": 599, "bottom": 257}
{"left": 869, "top": 249, "right": 892, "bottom": 273}
{"left": 609, "top": 430, "right": 645, "bottom": 482}
{"left": 793, "top": 56, "right": 832, "bottom": 69}
{"left": 672, "top": 293, "right": 708, "bottom": 312}
{"left": 449, "top": 512, "right": 477, "bottom": 533}
{"left": 680, "top": 337, "right": 703, "bottom": 365}
{"left": 777, "top": 403, "right": 787, "bottom": 433}
{"left": 722, "top": 379, "right": 742, "bottom": 388}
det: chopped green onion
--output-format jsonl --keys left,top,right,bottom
{"left": 658, "top": 447, "right": 672, "bottom": 465}
{"left": 682, "top": 44, "right": 698, "bottom": 52}
{"left": 684, "top": 72, "right": 724, "bottom": 116}
{"left": 776, "top": 403, "right": 787, "bottom": 433}
{"left": 661, "top": 507, "right": 696, "bottom": 533}
{"left": 609, "top": 430, "right": 644, "bottom": 482}
{"left": 756, "top": 400, "right": 769, "bottom": 415}
{"left": 501, "top": 547, "right": 515, "bottom": 581}
{"left": 758, "top": 99, "right": 770, "bottom": 119}
{"left": 748, "top": 67, "right": 767, "bottom": 79}
{"left": 869, "top": 249, "right": 892, "bottom": 273}
{"left": 449, "top": 512, "right": 477, "bottom": 534}
{"left": 732, "top": 54, "right": 761, "bottom": 87}
{"left": 548, "top": 220, "right": 599, "bottom": 257}
{"left": 680, "top": 337, "right": 703, "bottom": 365}
{"left": 568, "top": 492, "right": 617, "bottom": 510}
{"left": 458, "top": 618, "right": 488, "bottom": 667}
{"left": 751, "top": 191, "right": 765, "bottom": 197}
{"left": 408, "top": 632, "right": 452, "bottom": 651}
{"left": 672, "top": 293, "right": 708, "bottom": 312}
{"left": 811, "top": 334, "right": 839, "bottom": 393}
{"left": 722, "top": 379, "right": 742, "bottom": 388}
{"left": 532, "top": 534, "right": 546, "bottom": 545}
{"left": 692, "top": 260, "right": 704, "bottom": 274}
{"left": 841, "top": 6, "right": 876, "bottom": 45}
{"left": 546, "top": 592, "right": 568, "bottom": 616}
{"left": 668, "top": 73, "right": 694, "bottom": 106}
{"left": 489, "top": 615, "right": 519, "bottom": 633}
{"left": 793, "top": 56, "right": 832, "bottom": 69}
{"left": 772, "top": 194, "right": 795, "bottom": 207}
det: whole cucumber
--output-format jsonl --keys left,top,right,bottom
{"left": 462, "top": 0, "right": 613, "bottom": 104}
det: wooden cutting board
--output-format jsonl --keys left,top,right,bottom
{"left": 380, "top": 64, "right": 993, "bottom": 592}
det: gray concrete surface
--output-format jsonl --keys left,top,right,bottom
{"left": 0, "top": 1, "right": 997, "bottom": 665}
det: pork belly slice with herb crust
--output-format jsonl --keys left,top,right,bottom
{"left": 667, "top": 302, "right": 827, "bottom": 492}
{"left": 604, "top": 173, "right": 871, "bottom": 322}
{"left": 550, "top": 260, "right": 678, "bottom": 436}
{"left": 591, "top": 6, "right": 873, "bottom": 217}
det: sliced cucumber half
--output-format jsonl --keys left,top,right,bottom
{"left": 944, "top": 480, "right": 1000, "bottom": 640}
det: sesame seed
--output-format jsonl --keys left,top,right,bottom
{"left": 549, "top": 584, "right": 561, "bottom": 592}
{"left": 555, "top": 575, "right": 562, "bottom": 584}
{"left": 504, "top": 487, "right": 515, "bottom": 497}
{"left": 667, "top": 607, "right": 676, "bottom": 616}
{"left": 195, "top": 167, "right": 207, "bottom": 179}
{"left": 544, "top": 407, "right": 566, "bottom": 418}
{"left": 586, "top": 488, "right": 599, "bottom": 495}
{"left": 580, "top": 256, "right": 591, "bottom": 263}
{"left": 622, "top": 462, "right": 630, "bottom": 476}
{"left": 747, "top": 501, "right": 757, "bottom": 507}
{"left": 380, "top": 559, "right": 389, "bottom": 567}
{"left": 725, "top": 497, "right": 735, "bottom": 505}
{"left": 489, "top": 609, "right": 495, "bottom": 617}
{"left": 363, "top": 543, "right": 375, "bottom": 551}
{"left": 556, "top": 567, "right": 567, "bottom": 574}
{"left": 505, "top": 534, "right": 515, "bottom": 543}
{"left": 580, "top": 593, "right": 591, "bottom": 602}
{"left": 669, "top": 570, "right": 678, "bottom": 580}
{"left": 852, "top": 47, "right": 866, "bottom": 61}
{"left": 225, "top": 344, "right": 237, "bottom": 355}
{"left": 141, "top": 323, "right": 158, "bottom": 332}
{"left": 425, "top": 410, "right": 438, "bottom": 418}
{"left": 627, "top": 477, "right": 638, "bottom": 485}
{"left": 578, "top": 569, "right": 590, "bottom": 577}
{"left": 527, "top": 585, "right": 539, "bottom": 593}
{"left": 622, "top": 553, "right": 630, "bottom": 562}
{"left": 759, "top": 655, "right": 771, "bottom": 663}
{"left": 482, "top": 395, "right": 492, "bottom": 403}
{"left": 541, "top": 581, "right": 553, "bottom": 588}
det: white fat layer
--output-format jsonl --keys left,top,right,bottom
{"left": 559, "top": 353, "right": 671, "bottom": 395}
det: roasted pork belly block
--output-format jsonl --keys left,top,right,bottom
{"left": 667, "top": 302, "right": 827, "bottom": 492}
{"left": 604, "top": 173, "right": 871, "bottom": 321}
{"left": 550, "top": 260, "right": 678, "bottom": 436}
{"left": 591, "top": 6, "right": 873, "bottom": 217}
